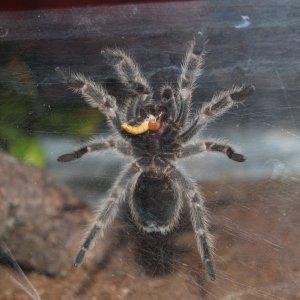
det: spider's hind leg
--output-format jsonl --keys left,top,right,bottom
{"left": 170, "top": 168, "right": 216, "bottom": 281}
{"left": 189, "top": 191, "right": 216, "bottom": 281}
{"left": 74, "top": 163, "right": 140, "bottom": 267}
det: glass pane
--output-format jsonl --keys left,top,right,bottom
{"left": 0, "top": 1, "right": 299, "bottom": 299}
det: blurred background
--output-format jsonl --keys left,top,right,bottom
{"left": 0, "top": 1, "right": 299, "bottom": 299}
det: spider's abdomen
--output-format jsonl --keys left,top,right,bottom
{"left": 130, "top": 171, "right": 180, "bottom": 233}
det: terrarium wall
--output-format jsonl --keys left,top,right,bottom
{"left": 0, "top": 1, "right": 299, "bottom": 299}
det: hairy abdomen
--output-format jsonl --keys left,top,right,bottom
{"left": 130, "top": 171, "right": 179, "bottom": 233}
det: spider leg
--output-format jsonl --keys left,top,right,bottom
{"left": 205, "top": 141, "right": 245, "bottom": 162}
{"left": 74, "top": 163, "right": 140, "bottom": 267}
{"left": 160, "top": 85, "right": 177, "bottom": 120}
{"left": 56, "top": 67, "right": 123, "bottom": 135}
{"left": 178, "top": 141, "right": 245, "bottom": 162}
{"left": 126, "top": 96, "right": 143, "bottom": 122}
{"left": 103, "top": 48, "right": 152, "bottom": 97}
{"left": 179, "top": 115, "right": 200, "bottom": 143}
{"left": 170, "top": 168, "right": 216, "bottom": 281}
{"left": 176, "top": 35, "right": 207, "bottom": 127}
{"left": 57, "top": 139, "right": 132, "bottom": 162}
{"left": 189, "top": 190, "right": 216, "bottom": 281}
{"left": 179, "top": 85, "right": 255, "bottom": 142}
{"left": 178, "top": 142, "right": 206, "bottom": 158}
{"left": 200, "top": 85, "right": 255, "bottom": 123}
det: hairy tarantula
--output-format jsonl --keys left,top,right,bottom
{"left": 57, "top": 36, "right": 254, "bottom": 281}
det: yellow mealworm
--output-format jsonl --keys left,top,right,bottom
{"left": 121, "top": 120, "right": 150, "bottom": 135}
{"left": 121, "top": 117, "right": 161, "bottom": 135}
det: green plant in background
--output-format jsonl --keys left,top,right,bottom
{"left": 0, "top": 58, "right": 104, "bottom": 167}
{"left": 46, "top": 107, "right": 103, "bottom": 138}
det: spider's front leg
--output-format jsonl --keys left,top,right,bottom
{"left": 74, "top": 163, "right": 140, "bottom": 267}
{"left": 176, "top": 35, "right": 207, "bottom": 127}
{"left": 103, "top": 48, "right": 153, "bottom": 122}
{"left": 179, "top": 85, "right": 255, "bottom": 143}
{"left": 170, "top": 169, "right": 216, "bottom": 281}
{"left": 56, "top": 67, "right": 122, "bottom": 134}
{"left": 160, "top": 85, "right": 178, "bottom": 120}
{"left": 57, "top": 139, "right": 132, "bottom": 162}
{"left": 179, "top": 141, "right": 245, "bottom": 162}
{"left": 103, "top": 48, "right": 151, "bottom": 97}
{"left": 200, "top": 85, "right": 255, "bottom": 124}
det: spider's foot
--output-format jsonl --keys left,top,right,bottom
{"left": 73, "top": 249, "right": 86, "bottom": 267}
{"left": 231, "top": 85, "right": 255, "bottom": 102}
{"left": 58, "top": 148, "right": 87, "bottom": 162}
{"left": 229, "top": 152, "right": 246, "bottom": 162}
{"left": 192, "top": 33, "right": 207, "bottom": 56}
{"left": 57, "top": 153, "right": 77, "bottom": 162}
{"left": 206, "top": 261, "right": 216, "bottom": 281}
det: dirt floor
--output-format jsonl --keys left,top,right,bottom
{"left": 1, "top": 177, "right": 299, "bottom": 300}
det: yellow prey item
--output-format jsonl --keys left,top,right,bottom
{"left": 121, "top": 120, "right": 150, "bottom": 135}
{"left": 121, "top": 116, "right": 161, "bottom": 135}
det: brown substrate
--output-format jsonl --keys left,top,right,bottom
{"left": 0, "top": 153, "right": 299, "bottom": 299}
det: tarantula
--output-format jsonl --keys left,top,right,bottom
{"left": 57, "top": 36, "right": 254, "bottom": 281}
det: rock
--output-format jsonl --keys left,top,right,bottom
{"left": 0, "top": 152, "right": 103, "bottom": 276}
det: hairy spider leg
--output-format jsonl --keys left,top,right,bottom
{"left": 56, "top": 67, "right": 124, "bottom": 136}
{"left": 170, "top": 168, "right": 215, "bottom": 281}
{"left": 103, "top": 48, "right": 151, "bottom": 96}
{"left": 176, "top": 35, "right": 207, "bottom": 127}
{"left": 160, "top": 85, "right": 178, "bottom": 120}
{"left": 179, "top": 85, "right": 255, "bottom": 143}
{"left": 179, "top": 141, "right": 246, "bottom": 162}
{"left": 126, "top": 96, "right": 143, "bottom": 121}
{"left": 57, "top": 139, "right": 132, "bottom": 162}
{"left": 74, "top": 163, "right": 140, "bottom": 267}
{"left": 205, "top": 141, "right": 246, "bottom": 162}
{"left": 189, "top": 191, "right": 216, "bottom": 281}
{"left": 103, "top": 48, "right": 153, "bottom": 121}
